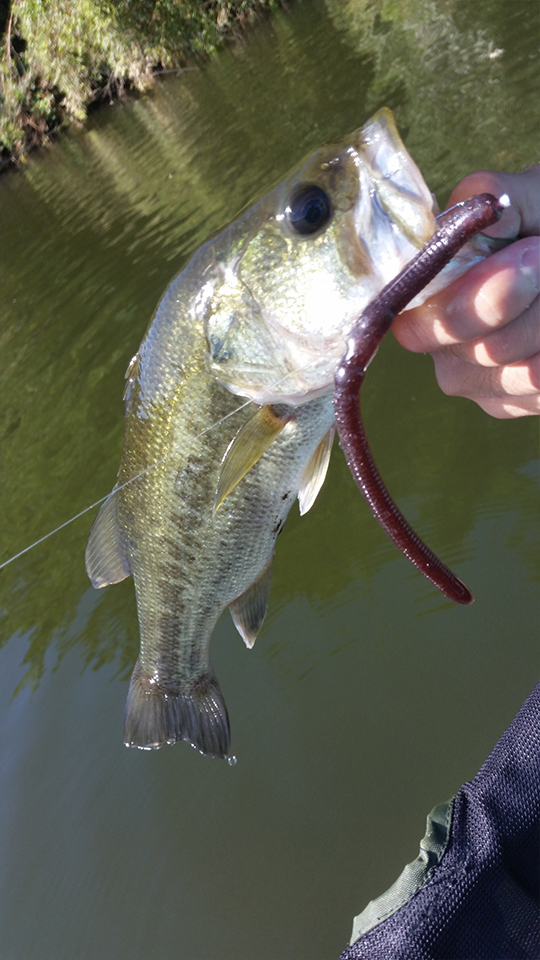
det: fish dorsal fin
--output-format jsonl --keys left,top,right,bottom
{"left": 123, "top": 353, "right": 139, "bottom": 401}
{"left": 85, "top": 491, "right": 131, "bottom": 588}
{"left": 298, "top": 426, "right": 335, "bottom": 516}
{"left": 214, "top": 405, "right": 290, "bottom": 513}
{"left": 229, "top": 553, "right": 274, "bottom": 649}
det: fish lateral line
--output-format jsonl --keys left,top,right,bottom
{"left": 0, "top": 398, "right": 255, "bottom": 571}
{"left": 333, "top": 193, "right": 507, "bottom": 604}
{"left": 0, "top": 360, "right": 322, "bottom": 572}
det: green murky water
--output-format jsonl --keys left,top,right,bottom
{"left": 0, "top": 1, "right": 538, "bottom": 957}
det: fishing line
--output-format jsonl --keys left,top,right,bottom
{"left": 0, "top": 362, "right": 318, "bottom": 571}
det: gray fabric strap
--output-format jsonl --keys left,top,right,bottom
{"left": 350, "top": 798, "right": 454, "bottom": 944}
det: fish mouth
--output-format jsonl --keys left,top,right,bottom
{"left": 208, "top": 108, "right": 442, "bottom": 407}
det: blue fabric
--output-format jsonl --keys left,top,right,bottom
{"left": 341, "top": 682, "right": 540, "bottom": 960}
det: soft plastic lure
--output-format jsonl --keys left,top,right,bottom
{"left": 333, "top": 193, "right": 508, "bottom": 604}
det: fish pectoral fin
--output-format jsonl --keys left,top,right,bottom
{"left": 123, "top": 658, "right": 230, "bottom": 759}
{"left": 298, "top": 426, "right": 335, "bottom": 516}
{"left": 85, "top": 491, "right": 131, "bottom": 588}
{"left": 229, "top": 553, "right": 274, "bottom": 649}
{"left": 214, "top": 405, "right": 290, "bottom": 513}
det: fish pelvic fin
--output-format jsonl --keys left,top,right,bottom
{"left": 229, "top": 552, "right": 274, "bottom": 649}
{"left": 214, "top": 405, "right": 290, "bottom": 513}
{"left": 85, "top": 491, "right": 131, "bottom": 588}
{"left": 298, "top": 426, "right": 335, "bottom": 516}
{"left": 123, "top": 658, "right": 231, "bottom": 759}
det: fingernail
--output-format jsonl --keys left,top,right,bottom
{"left": 519, "top": 242, "right": 540, "bottom": 296}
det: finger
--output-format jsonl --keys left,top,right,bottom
{"left": 446, "top": 165, "right": 540, "bottom": 239}
{"left": 474, "top": 395, "right": 540, "bottom": 419}
{"left": 449, "top": 296, "right": 539, "bottom": 366}
{"left": 394, "top": 237, "right": 540, "bottom": 353}
{"left": 432, "top": 350, "right": 540, "bottom": 400}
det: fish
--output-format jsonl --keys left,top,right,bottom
{"left": 85, "top": 108, "right": 495, "bottom": 758}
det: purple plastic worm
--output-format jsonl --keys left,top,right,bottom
{"left": 333, "top": 193, "right": 508, "bottom": 604}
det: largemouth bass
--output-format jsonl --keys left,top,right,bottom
{"left": 85, "top": 109, "right": 494, "bottom": 757}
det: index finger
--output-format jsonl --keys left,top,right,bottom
{"left": 393, "top": 237, "right": 539, "bottom": 352}
{"left": 446, "top": 165, "right": 540, "bottom": 239}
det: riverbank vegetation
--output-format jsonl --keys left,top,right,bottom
{"left": 0, "top": 0, "right": 283, "bottom": 168}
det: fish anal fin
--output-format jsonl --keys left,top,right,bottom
{"left": 123, "top": 659, "right": 230, "bottom": 759}
{"left": 214, "top": 405, "right": 290, "bottom": 512}
{"left": 229, "top": 553, "right": 274, "bottom": 649}
{"left": 85, "top": 491, "right": 131, "bottom": 588}
{"left": 298, "top": 426, "right": 335, "bottom": 516}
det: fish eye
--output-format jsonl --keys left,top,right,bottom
{"left": 285, "top": 184, "right": 332, "bottom": 236}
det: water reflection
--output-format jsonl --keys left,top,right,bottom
{"left": 1, "top": 0, "right": 538, "bottom": 692}
{"left": 327, "top": 0, "right": 539, "bottom": 191}
{"left": 0, "top": 1, "right": 538, "bottom": 957}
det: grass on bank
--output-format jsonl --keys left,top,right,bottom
{"left": 0, "top": 0, "right": 283, "bottom": 168}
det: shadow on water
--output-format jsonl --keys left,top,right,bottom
{"left": 0, "top": 1, "right": 538, "bottom": 958}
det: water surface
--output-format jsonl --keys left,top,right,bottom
{"left": 0, "top": 1, "right": 538, "bottom": 957}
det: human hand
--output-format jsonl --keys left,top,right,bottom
{"left": 393, "top": 165, "right": 540, "bottom": 418}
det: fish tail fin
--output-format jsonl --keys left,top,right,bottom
{"left": 123, "top": 658, "right": 230, "bottom": 759}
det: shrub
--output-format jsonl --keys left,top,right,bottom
{"left": 0, "top": 0, "right": 282, "bottom": 165}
